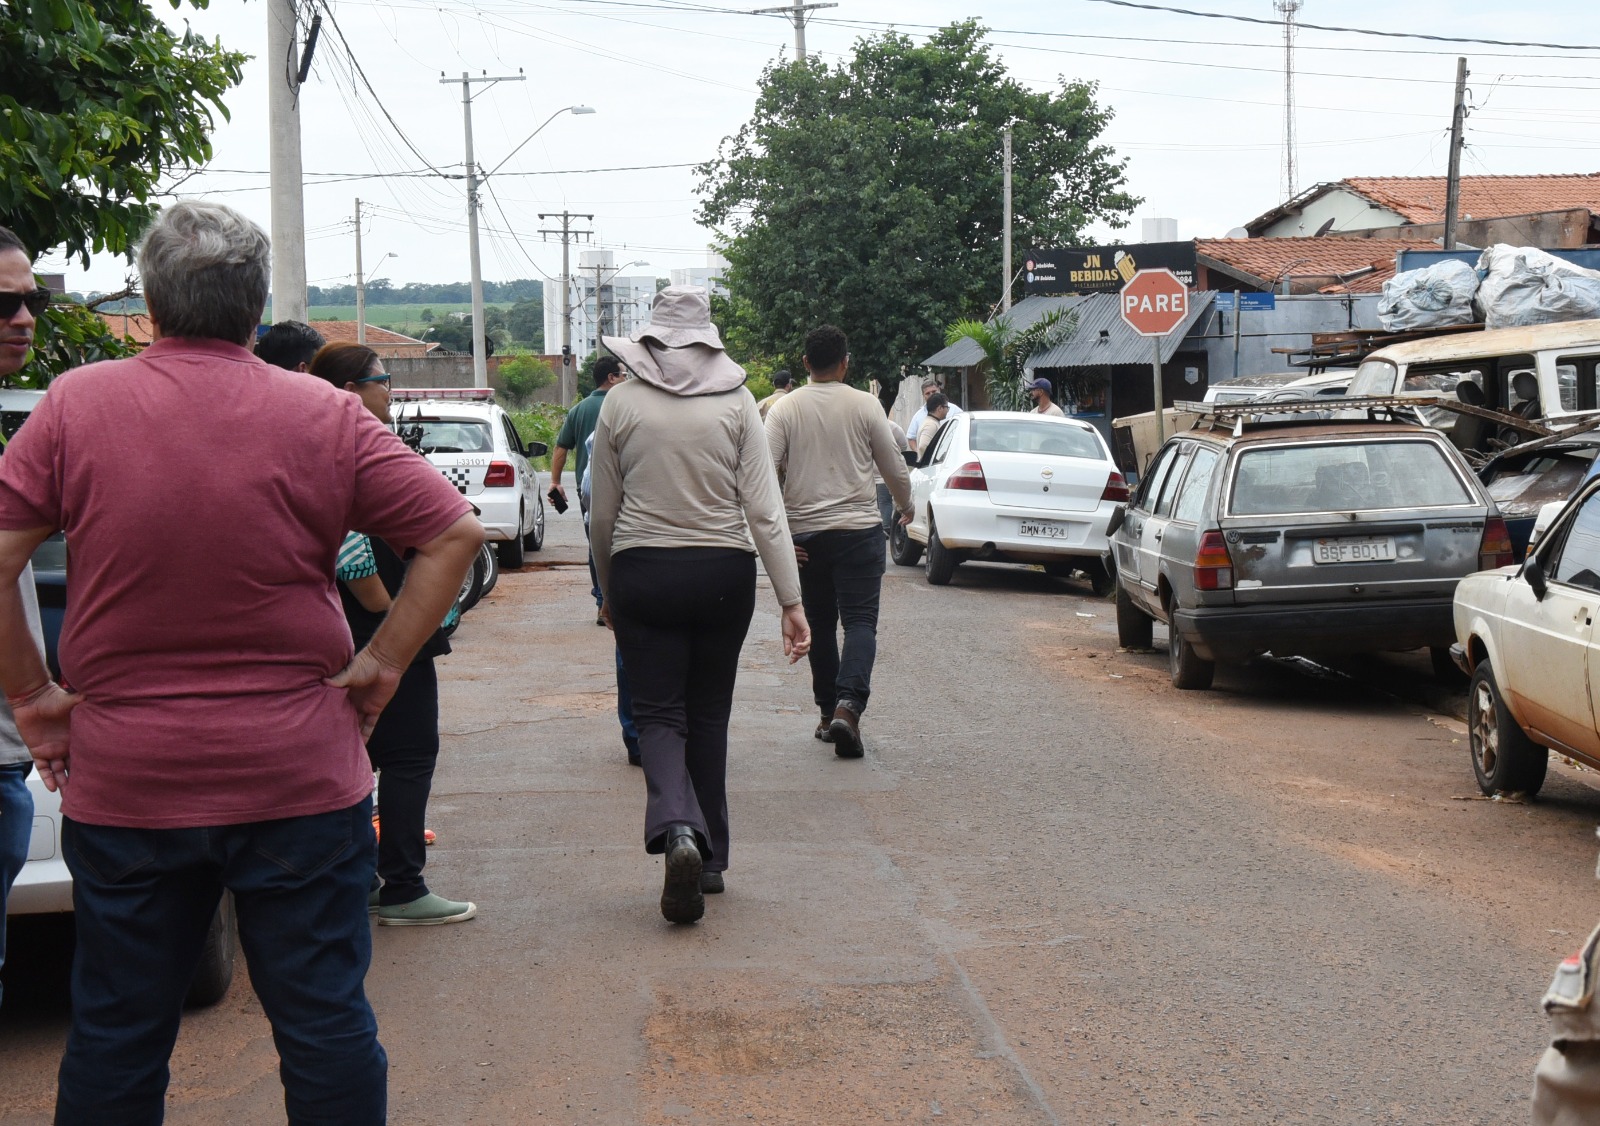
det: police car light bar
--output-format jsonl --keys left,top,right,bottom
{"left": 389, "top": 388, "right": 496, "bottom": 402}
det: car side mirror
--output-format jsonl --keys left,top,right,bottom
{"left": 525, "top": 441, "right": 548, "bottom": 458}
{"left": 1105, "top": 504, "right": 1127, "bottom": 537}
{"left": 1524, "top": 555, "right": 1549, "bottom": 601}
{"left": 902, "top": 449, "right": 917, "bottom": 466}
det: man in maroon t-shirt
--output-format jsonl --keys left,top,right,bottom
{"left": 0, "top": 201, "right": 482, "bottom": 1124}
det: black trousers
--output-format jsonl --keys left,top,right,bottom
{"left": 367, "top": 658, "right": 439, "bottom": 906}
{"left": 608, "top": 547, "right": 756, "bottom": 874}
{"left": 797, "top": 526, "right": 887, "bottom": 718}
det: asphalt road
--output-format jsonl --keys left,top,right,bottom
{"left": 4, "top": 513, "right": 1600, "bottom": 1124}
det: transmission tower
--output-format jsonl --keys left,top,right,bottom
{"left": 1276, "top": 0, "right": 1302, "bottom": 199}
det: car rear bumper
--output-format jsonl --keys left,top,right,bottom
{"left": 931, "top": 495, "right": 1115, "bottom": 561}
{"left": 1172, "top": 597, "right": 1456, "bottom": 662}
{"left": 473, "top": 491, "right": 519, "bottom": 542}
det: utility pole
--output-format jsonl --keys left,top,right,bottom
{"left": 538, "top": 210, "right": 594, "bottom": 403}
{"left": 1443, "top": 56, "right": 1470, "bottom": 251}
{"left": 1002, "top": 127, "right": 1013, "bottom": 314}
{"left": 267, "top": 0, "right": 309, "bottom": 323}
{"left": 750, "top": 0, "right": 838, "bottom": 62}
{"left": 593, "top": 263, "right": 608, "bottom": 345}
{"left": 353, "top": 198, "right": 365, "bottom": 345}
{"left": 442, "top": 71, "right": 526, "bottom": 388}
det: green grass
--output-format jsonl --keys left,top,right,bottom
{"left": 506, "top": 403, "right": 567, "bottom": 472}
{"left": 306, "top": 302, "right": 513, "bottom": 339}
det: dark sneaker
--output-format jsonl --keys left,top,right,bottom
{"left": 700, "top": 871, "right": 724, "bottom": 894}
{"left": 829, "top": 702, "right": 863, "bottom": 758}
{"left": 660, "top": 826, "right": 705, "bottom": 924}
{"left": 376, "top": 893, "right": 477, "bottom": 926}
{"left": 813, "top": 718, "right": 835, "bottom": 743}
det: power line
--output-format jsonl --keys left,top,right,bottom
{"left": 1078, "top": 0, "right": 1600, "bottom": 51}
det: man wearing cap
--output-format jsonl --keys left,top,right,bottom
{"left": 1028, "top": 377, "right": 1066, "bottom": 417}
{"left": 757, "top": 369, "right": 794, "bottom": 420}
{"left": 907, "top": 377, "right": 963, "bottom": 453}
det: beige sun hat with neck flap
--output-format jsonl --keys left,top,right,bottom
{"left": 601, "top": 285, "right": 746, "bottom": 396}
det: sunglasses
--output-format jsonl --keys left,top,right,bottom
{"left": 0, "top": 288, "right": 50, "bottom": 319}
{"left": 354, "top": 373, "right": 391, "bottom": 386}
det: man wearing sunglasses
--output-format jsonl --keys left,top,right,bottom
{"left": 0, "top": 225, "right": 48, "bottom": 1013}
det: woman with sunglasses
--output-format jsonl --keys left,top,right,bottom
{"left": 308, "top": 342, "right": 476, "bottom": 927}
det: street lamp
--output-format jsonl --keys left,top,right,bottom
{"left": 461, "top": 102, "right": 597, "bottom": 387}
{"left": 355, "top": 247, "right": 398, "bottom": 345}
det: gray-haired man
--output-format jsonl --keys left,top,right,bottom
{"left": 0, "top": 201, "right": 482, "bottom": 1123}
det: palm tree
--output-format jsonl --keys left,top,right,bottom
{"left": 943, "top": 308, "right": 1076, "bottom": 412}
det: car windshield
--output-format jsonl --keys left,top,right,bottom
{"left": 1348, "top": 359, "right": 1399, "bottom": 397}
{"left": 409, "top": 419, "right": 494, "bottom": 454}
{"left": 968, "top": 419, "right": 1101, "bottom": 460}
{"left": 1229, "top": 440, "right": 1473, "bottom": 515}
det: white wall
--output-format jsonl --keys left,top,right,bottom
{"left": 1257, "top": 189, "right": 1409, "bottom": 238}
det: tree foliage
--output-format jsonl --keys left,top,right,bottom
{"left": 496, "top": 353, "right": 555, "bottom": 406}
{"left": 0, "top": 0, "right": 247, "bottom": 384}
{"left": 697, "top": 21, "right": 1138, "bottom": 389}
{"left": 945, "top": 308, "right": 1075, "bottom": 412}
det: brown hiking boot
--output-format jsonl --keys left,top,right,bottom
{"left": 829, "top": 702, "right": 863, "bottom": 759}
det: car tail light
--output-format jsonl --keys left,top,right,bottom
{"left": 1101, "top": 471, "right": 1130, "bottom": 503}
{"left": 483, "top": 461, "right": 516, "bottom": 488}
{"left": 945, "top": 461, "right": 988, "bottom": 492}
{"left": 1194, "top": 530, "right": 1234, "bottom": 591}
{"left": 1479, "top": 515, "right": 1515, "bottom": 570}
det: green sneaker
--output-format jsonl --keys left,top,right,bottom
{"left": 367, "top": 889, "right": 381, "bottom": 912}
{"left": 376, "top": 893, "right": 478, "bottom": 926}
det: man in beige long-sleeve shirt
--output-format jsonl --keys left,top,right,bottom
{"left": 765, "top": 325, "right": 912, "bottom": 758}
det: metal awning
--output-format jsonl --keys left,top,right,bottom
{"left": 921, "top": 295, "right": 1085, "bottom": 367}
{"left": 1027, "top": 291, "right": 1216, "bottom": 369}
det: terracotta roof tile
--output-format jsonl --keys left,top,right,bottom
{"left": 97, "top": 311, "right": 156, "bottom": 345}
{"left": 1344, "top": 173, "right": 1600, "bottom": 225}
{"left": 1196, "top": 236, "right": 1438, "bottom": 292}
{"left": 305, "top": 321, "right": 437, "bottom": 357}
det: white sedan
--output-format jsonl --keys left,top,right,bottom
{"left": 890, "top": 411, "right": 1129, "bottom": 592}
{"left": 1452, "top": 474, "right": 1600, "bottom": 798}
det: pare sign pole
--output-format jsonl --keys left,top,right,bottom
{"left": 1119, "top": 268, "right": 1191, "bottom": 447}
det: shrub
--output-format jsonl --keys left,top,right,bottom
{"left": 498, "top": 354, "right": 557, "bottom": 406}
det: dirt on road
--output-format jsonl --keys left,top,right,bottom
{"left": 4, "top": 517, "right": 1599, "bottom": 1125}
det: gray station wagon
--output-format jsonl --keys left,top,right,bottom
{"left": 1111, "top": 417, "right": 1512, "bottom": 690}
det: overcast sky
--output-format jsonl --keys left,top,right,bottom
{"left": 41, "top": 0, "right": 1600, "bottom": 298}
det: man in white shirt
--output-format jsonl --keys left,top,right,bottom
{"left": 1028, "top": 377, "right": 1067, "bottom": 417}
{"left": 907, "top": 377, "right": 963, "bottom": 452}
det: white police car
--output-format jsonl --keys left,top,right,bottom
{"left": 391, "top": 389, "right": 547, "bottom": 567}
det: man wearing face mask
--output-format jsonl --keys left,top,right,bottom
{"left": 1027, "top": 377, "right": 1066, "bottom": 417}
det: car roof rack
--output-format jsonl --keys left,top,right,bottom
{"left": 390, "top": 388, "right": 496, "bottom": 402}
{"left": 1171, "top": 394, "right": 1564, "bottom": 440}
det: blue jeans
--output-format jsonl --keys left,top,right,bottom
{"left": 56, "top": 799, "right": 386, "bottom": 1126}
{"left": 617, "top": 646, "right": 639, "bottom": 754}
{"left": 797, "top": 526, "right": 888, "bottom": 717}
{"left": 0, "top": 760, "right": 32, "bottom": 1010}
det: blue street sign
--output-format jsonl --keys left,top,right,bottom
{"left": 1212, "top": 291, "right": 1276, "bottom": 312}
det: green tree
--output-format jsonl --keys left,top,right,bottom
{"left": 944, "top": 308, "right": 1075, "bottom": 412}
{"left": 697, "top": 21, "right": 1137, "bottom": 392}
{"left": 496, "top": 353, "right": 555, "bottom": 406}
{"left": 1, "top": 0, "right": 247, "bottom": 385}
{"left": 505, "top": 296, "right": 544, "bottom": 349}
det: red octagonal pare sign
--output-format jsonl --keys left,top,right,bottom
{"left": 1120, "top": 268, "right": 1190, "bottom": 337}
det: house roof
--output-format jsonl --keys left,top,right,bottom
{"left": 1246, "top": 173, "right": 1600, "bottom": 234}
{"left": 1196, "top": 236, "right": 1439, "bottom": 294}
{"left": 306, "top": 321, "right": 437, "bottom": 354}
{"left": 1028, "top": 291, "right": 1215, "bottom": 369}
{"left": 97, "top": 311, "right": 156, "bottom": 345}
{"left": 921, "top": 295, "right": 1084, "bottom": 367}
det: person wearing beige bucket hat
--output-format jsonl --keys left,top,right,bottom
{"left": 588, "top": 286, "right": 811, "bottom": 925}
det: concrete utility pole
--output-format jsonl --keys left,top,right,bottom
{"left": 353, "top": 198, "right": 365, "bottom": 345}
{"left": 750, "top": 0, "right": 838, "bottom": 62}
{"left": 538, "top": 211, "right": 594, "bottom": 404}
{"left": 442, "top": 71, "right": 526, "bottom": 388}
{"left": 267, "top": 0, "right": 309, "bottom": 323}
{"left": 1002, "top": 127, "right": 1013, "bottom": 314}
{"left": 1443, "top": 56, "right": 1470, "bottom": 251}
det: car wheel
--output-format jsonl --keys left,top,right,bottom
{"left": 1116, "top": 581, "right": 1153, "bottom": 649}
{"left": 523, "top": 497, "right": 545, "bottom": 552}
{"left": 478, "top": 542, "right": 500, "bottom": 599}
{"left": 889, "top": 519, "right": 922, "bottom": 567}
{"left": 184, "top": 892, "right": 236, "bottom": 1009}
{"left": 1429, "top": 645, "right": 1466, "bottom": 685}
{"left": 924, "top": 517, "right": 958, "bottom": 586}
{"left": 461, "top": 547, "right": 490, "bottom": 612}
{"left": 1468, "top": 660, "right": 1547, "bottom": 797}
{"left": 1167, "top": 620, "right": 1215, "bottom": 691}
{"left": 1083, "top": 556, "right": 1116, "bottom": 599}
{"left": 497, "top": 510, "right": 527, "bottom": 568}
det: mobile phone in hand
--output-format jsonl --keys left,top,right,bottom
{"left": 547, "top": 487, "right": 568, "bottom": 514}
